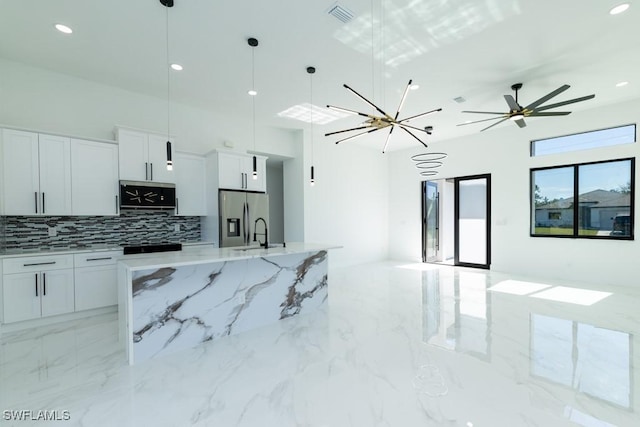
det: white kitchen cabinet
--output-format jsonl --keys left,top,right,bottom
{"left": 2, "top": 255, "right": 75, "bottom": 324}
{"left": 71, "top": 139, "right": 119, "bottom": 215}
{"left": 175, "top": 152, "right": 206, "bottom": 216}
{"left": 0, "top": 129, "right": 72, "bottom": 215}
{"left": 74, "top": 251, "right": 121, "bottom": 311}
{"left": 217, "top": 152, "right": 267, "bottom": 192}
{"left": 117, "top": 128, "right": 175, "bottom": 183}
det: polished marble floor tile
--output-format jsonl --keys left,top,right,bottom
{"left": 1, "top": 262, "right": 638, "bottom": 426}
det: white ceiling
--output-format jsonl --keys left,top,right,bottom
{"left": 1, "top": 0, "right": 639, "bottom": 151}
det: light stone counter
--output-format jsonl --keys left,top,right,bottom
{"left": 118, "top": 243, "right": 340, "bottom": 364}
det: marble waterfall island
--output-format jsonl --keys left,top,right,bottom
{"left": 117, "top": 243, "right": 338, "bottom": 364}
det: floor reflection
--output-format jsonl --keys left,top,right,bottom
{"left": 531, "top": 313, "right": 632, "bottom": 409}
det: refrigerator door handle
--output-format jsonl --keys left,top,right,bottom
{"left": 246, "top": 201, "right": 251, "bottom": 245}
{"left": 242, "top": 202, "right": 248, "bottom": 245}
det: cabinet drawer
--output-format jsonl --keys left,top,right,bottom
{"left": 74, "top": 250, "right": 122, "bottom": 267}
{"left": 3, "top": 254, "right": 74, "bottom": 274}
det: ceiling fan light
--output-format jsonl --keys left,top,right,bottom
{"left": 509, "top": 113, "right": 524, "bottom": 121}
{"left": 609, "top": 3, "right": 630, "bottom": 15}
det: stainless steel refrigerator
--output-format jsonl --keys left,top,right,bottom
{"left": 219, "top": 190, "right": 269, "bottom": 247}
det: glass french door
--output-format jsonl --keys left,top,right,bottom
{"left": 422, "top": 181, "right": 439, "bottom": 262}
{"left": 454, "top": 174, "right": 491, "bottom": 269}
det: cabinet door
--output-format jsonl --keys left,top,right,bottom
{"left": 38, "top": 134, "right": 72, "bottom": 215}
{"left": 175, "top": 153, "right": 206, "bottom": 216}
{"left": 117, "top": 128, "right": 149, "bottom": 181}
{"left": 148, "top": 134, "right": 175, "bottom": 183}
{"left": 245, "top": 155, "right": 267, "bottom": 192}
{"left": 74, "top": 265, "right": 117, "bottom": 311}
{"left": 71, "top": 139, "right": 119, "bottom": 215}
{"left": 3, "top": 272, "right": 41, "bottom": 323}
{"left": 1, "top": 129, "right": 40, "bottom": 215}
{"left": 218, "top": 152, "right": 245, "bottom": 190}
{"left": 40, "top": 269, "right": 75, "bottom": 317}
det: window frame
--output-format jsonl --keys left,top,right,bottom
{"left": 530, "top": 123, "right": 636, "bottom": 157}
{"left": 530, "top": 157, "right": 635, "bottom": 240}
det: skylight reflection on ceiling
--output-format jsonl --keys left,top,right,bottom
{"left": 277, "top": 103, "right": 350, "bottom": 124}
{"left": 333, "top": 0, "right": 522, "bottom": 69}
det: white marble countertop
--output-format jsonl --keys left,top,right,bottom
{"left": 118, "top": 242, "right": 341, "bottom": 271}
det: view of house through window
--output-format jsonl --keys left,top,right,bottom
{"left": 532, "top": 159, "right": 634, "bottom": 238}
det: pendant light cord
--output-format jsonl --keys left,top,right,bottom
{"left": 252, "top": 46, "right": 256, "bottom": 152}
{"left": 310, "top": 71, "right": 314, "bottom": 166}
{"left": 166, "top": 4, "right": 171, "bottom": 140}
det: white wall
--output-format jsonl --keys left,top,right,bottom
{"left": 266, "top": 162, "right": 284, "bottom": 243}
{"left": 304, "top": 127, "right": 390, "bottom": 269}
{"left": 389, "top": 98, "right": 640, "bottom": 287}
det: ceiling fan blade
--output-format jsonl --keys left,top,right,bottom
{"left": 343, "top": 84, "right": 393, "bottom": 120}
{"left": 504, "top": 94, "right": 520, "bottom": 111}
{"left": 528, "top": 111, "right": 571, "bottom": 117}
{"left": 327, "top": 105, "right": 377, "bottom": 119}
{"left": 461, "top": 110, "right": 507, "bottom": 115}
{"left": 399, "top": 108, "right": 442, "bottom": 123}
{"left": 325, "top": 125, "right": 372, "bottom": 137}
{"left": 394, "top": 79, "right": 412, "bottom": 120}
{"left": 524, "top": 84, "right": 570, "bottom": 110}
{"left": 514, "top": 118, "right": 527, "bottom": 128}
{"left": 382, "top": 127, "right": 395, "bottom": 153}
{"left": 457, "top": 115, "right": 508, "bottom": 126}
{"left": 333, "top": 128, "right": 380, "bottom": 145}
{"left": 480, "top": 117, "right": 510, "bottom": 132}
{"left": 399, "top": 126, "right": 428, "bottom": 149}
{"left": 534, "top": 94, "right": 595, "bottom": 112}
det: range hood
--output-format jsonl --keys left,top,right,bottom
{"left": 119, "top": 180, "right": 176, "bottom": 210}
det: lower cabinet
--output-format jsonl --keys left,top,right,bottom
{"left": 74, "top": 251, "right": 121, "bottom": 311}
{"left": 2, "top": 255, "right": 75, "bottom": 324}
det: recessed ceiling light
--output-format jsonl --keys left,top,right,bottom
{"left": 170, "top": 63, "right": 183, "bottom": 71}
{"left": 609, "top": 3, "right": 630, "bottom": 15}
{"left": 54, "top": 24, "right": 73, "bottom": 34}
{"left": 248, "top": 90, "right": 258, "bottom": 96}
{"left": 410, "top": 84, "right": 420, "bottom": 90}
{"left": 616, "top": 81, "right": 629, "bottom": 87}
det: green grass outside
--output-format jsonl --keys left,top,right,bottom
{"left": 534, "top": 227, "right": 599, "bottom": 236}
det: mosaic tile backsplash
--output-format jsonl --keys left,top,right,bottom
{"left": 0, "top": 211, "right": 201, "bottom": 251}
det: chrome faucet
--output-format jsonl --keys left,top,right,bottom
{"left": 253, "top": 217, "right": 269, "bottom": 248}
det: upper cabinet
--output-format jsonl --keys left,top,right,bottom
{"left": 116, "top": 128, "right": 175, "bottom": 183}
{"left": 1, "top": 129, "right": 72, "bottom": 215}
{"left": 217, "top": 152, "right": 267, "bottom": 192}
{"left": 70, "top": 139, "right": 119, "bottom": 216}
{"left": 175, "top": 152, "right": 206, "bottom": 216}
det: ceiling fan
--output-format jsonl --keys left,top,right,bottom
{"left": 325, "top": 79, "right": 442, "bottom": 153}
{"left": 458, "top": 83, "right": 595, "bottom": 132}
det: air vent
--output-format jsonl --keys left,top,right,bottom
{"left": 327, "top": 3, "right": 355, "bottom": 23}
{"left": 453, "top": 96, "right": 466, "bottom": 103}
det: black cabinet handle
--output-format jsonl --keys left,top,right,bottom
{"left": 145, "top": 162, "right": 148, "bottom": 180}
{"left": 176, "top": 198, "right": 179, "bottom": 215}
{"left": 35, "top": 192, "right": 38, "bottom": 213}
{"left": 150, "top": 163, "right": 153, "bottom": 181}
{"left": 23, "top": 261, "right": 56, "bottom": 267}
{"left": 42, "top": 192, "right": 45, "bottom": 213}
{"left": 43, "top": 273, "right": 46, "bottom": 295}
{"left": 86, "top": 257, "right": 112, "bottom": 261}
{"left": 116, "top": 195, "right": 119, "bottom": 214}
{"left": 35, "top": 274, "right": 38, "bottom": 297}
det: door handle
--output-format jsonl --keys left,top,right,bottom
{"left": 43, "top": 273, "right": 46, "bottom": 296}
{"left": 42, "top": 192, "right": 45, "bottom": 213}
{"left": 145, "top": 162, "right": 148, "bottom": 180}
{"left": 246, "top": 202, "right": 251, "bottom": 245}
{"left": 35, "top": 192, "right": 38, "bottom": 214}
{"left": 150, "top": 163, "right": 153, "bottom": 181}
{"left": 35, "top": 274, "right": 38, "bottom": 297}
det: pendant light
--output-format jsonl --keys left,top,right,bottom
{"left": 307, "top": 66, "right": 316, "bottom": 186}
{"left": 161, "top": 0, "right": 174, "bottom": 171}
{"left": 248, "top": 37, "right": 259, "bottom": 180}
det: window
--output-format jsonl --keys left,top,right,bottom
{"left": 531, "top": 124, "right": 635, "bottom": 156}
{"left": 531, "top": 158, "right": 634, "bottom": 239}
